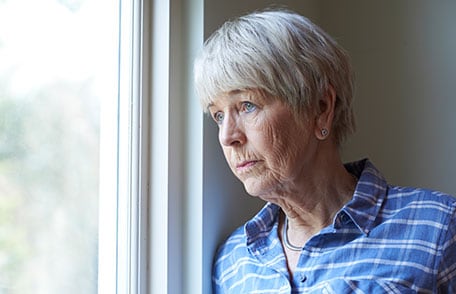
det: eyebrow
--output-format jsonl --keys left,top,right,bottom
{"left": 205, "top": 89, "right": 246, "bottom": 112}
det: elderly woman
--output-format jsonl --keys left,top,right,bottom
{"left": 194, "top": 9, "right": 456, "bottom": 293}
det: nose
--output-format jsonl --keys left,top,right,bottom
{"left": 219, "top": 113, "right": 246, "bottom": 147}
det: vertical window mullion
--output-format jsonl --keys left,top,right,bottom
{"left": 150, "top": 0, "right": 170, "bottom": 292}
{"left": 116, "top": 0, "right": 147, "bottom": 293}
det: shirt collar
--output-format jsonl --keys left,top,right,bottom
{"left": 245, "top": 202, "right": 280, "bottom": 250}
{"left": 341, "top": 158, "right": 388, "bottom": 235}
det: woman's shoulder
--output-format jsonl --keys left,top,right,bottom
{"left": 387, "top": 184, "right": 456, "bottom": 207}
{"left": 213, "top": 225, "right": 249, "bottom": 271}
{"left": 215, "top": 202, "right": 281, "bottom": 261}
{"left": 212, "top": 225, "right": 250, "bottom": 283}
{"left": 216, "top": 225, "right": 247, "bottom": 255}
{"left": 383, "top": 184, "right": 456, "bottom": 227}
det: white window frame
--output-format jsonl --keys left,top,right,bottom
{"left": 99, "top": 0, "right": 205, "bottom": 293}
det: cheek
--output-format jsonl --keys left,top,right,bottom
{"left": 266, "top": 121, "right": 300, "bottom": 156}
{"left": 262, "top": 121, "right": 311, "bottom": 173}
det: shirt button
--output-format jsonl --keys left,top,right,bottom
{"left": 300, "top": 274, "right": 307, "bottom": 283}
{"left": 340, "top": 213, "right": 350, "bottom": 225}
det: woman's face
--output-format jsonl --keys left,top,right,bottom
{"left": 208, "top": 90, "right": 320, "bottom": 199}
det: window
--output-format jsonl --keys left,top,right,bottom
{"left": 0, "top": 0, "right": 209, "bottom": 293}
{"left": 0, "top": 0, "right": 118, "bottom": 292}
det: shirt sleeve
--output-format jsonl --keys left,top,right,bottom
{"left": 437, "top": 202, "right": 456, "bottom": 293}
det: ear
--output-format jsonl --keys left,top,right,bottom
{"left": 314, "top": 85, "right": 336, "bottom": 140}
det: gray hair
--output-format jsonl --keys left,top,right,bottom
{"left": 194, "top": 9, "right": 356, "bottom": 144}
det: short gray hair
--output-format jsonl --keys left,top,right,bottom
{"left": 194, "top": 9, "right": 356, "bottom": 144}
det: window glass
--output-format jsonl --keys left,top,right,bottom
{"left": 0, "top": 0, "right": 118, "bottom": 293}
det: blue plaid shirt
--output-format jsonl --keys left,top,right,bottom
{"left": 213, "top": 159, "right": 456, "bottom": 293}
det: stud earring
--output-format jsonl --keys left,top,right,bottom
{"left": 321, "top": 128, "right": 329, "bottom": 137}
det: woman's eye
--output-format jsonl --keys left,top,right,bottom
{"left": 213, "top": 112, "right": 224, "bottom": 124}
{"left": 242, "top": 102, "right": 256, "bottom": 113}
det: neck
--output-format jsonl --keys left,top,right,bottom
{"left": 276, "top": 153, "right": 357, "bottom": 246}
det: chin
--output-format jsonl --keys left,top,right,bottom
{"left": 242, "top": 178, "right": 273, "bottom": 199}
{"left": 242, "top": 179, "right": 261, "bottom": 196}
{"left": 242, "top": 174, "right": 286, "bottom": 203}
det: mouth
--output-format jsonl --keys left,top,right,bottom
{"left": 236, "top": 160, "right": 259, "bottom": 171}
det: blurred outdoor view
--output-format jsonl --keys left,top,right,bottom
{"left": 0, "top": 0, "right": 118, "bottom": 293}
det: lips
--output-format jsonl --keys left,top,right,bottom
{"left": 236, "top": 160, "right": 259, "bottom": 170}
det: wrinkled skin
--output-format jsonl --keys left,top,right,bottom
{"left": 208, "top": 90, "right": 319, "bottom": 202}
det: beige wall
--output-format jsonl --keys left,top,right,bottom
{"left": 202, "top": 1, "right": 456, "bottom": 292}
{"left": 319, "top": 1, "right": 456, "bottom": 194}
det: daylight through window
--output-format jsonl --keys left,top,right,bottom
{"left": 0, "top": 0, "right": 119, "bottom": 293}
